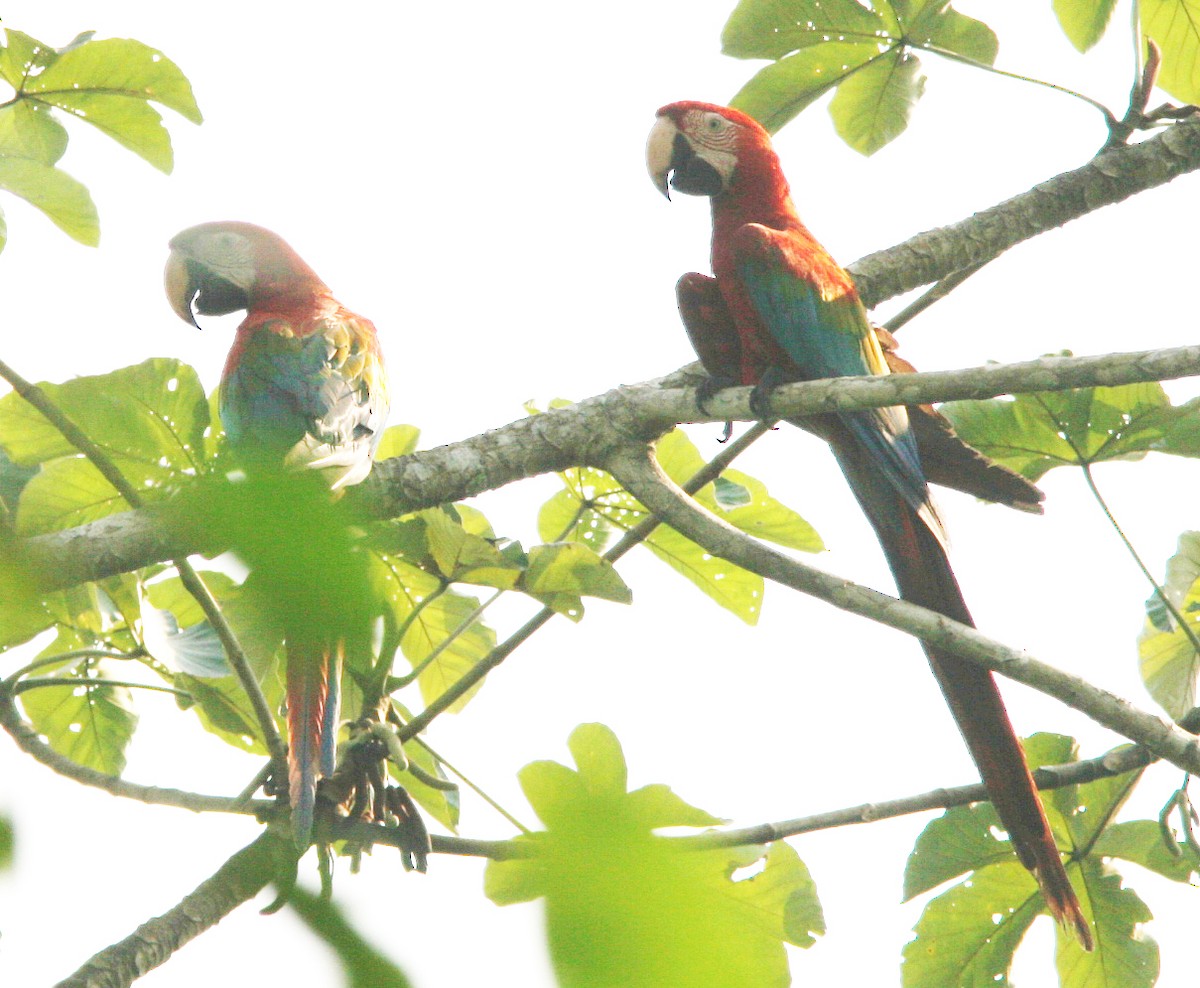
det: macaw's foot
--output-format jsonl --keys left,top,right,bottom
{"left": 695, "top": 373, "right": 736, "bottom": 415}
{"left": 748, "top": 366, "right": 789, "bottom": 422}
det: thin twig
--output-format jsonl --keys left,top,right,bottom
{"left": 0, "top": 678, "right": 270, "bottom": 814}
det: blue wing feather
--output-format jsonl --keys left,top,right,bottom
{"left": 732, "top": 228, "right": 941, "bottom": 542}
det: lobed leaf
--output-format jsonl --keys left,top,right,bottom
{"left": 729, "top": 40, "right": 882, "bottom": 134}
{"left": 942, "top": 380, "right": 1195, "bottom": 481}
{"left": 486, "top": 724, "right": 821, "bottom": 985}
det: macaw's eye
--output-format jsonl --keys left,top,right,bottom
{"left": 704, "top": 114, "right": 725, "bottom": 132}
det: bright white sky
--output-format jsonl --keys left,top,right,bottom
{"left": 0, "top": 2, "right": 1197, "bottom": 986}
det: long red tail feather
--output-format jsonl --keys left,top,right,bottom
{"left": 833, "top": 436, "right": 1093, "bottom": 950}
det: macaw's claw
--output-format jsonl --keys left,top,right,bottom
{"left": 748, "top": 366, "right": 789, "bottom": 422}
{"left": 695, "top": 373, "right": 736, "bottom": 415}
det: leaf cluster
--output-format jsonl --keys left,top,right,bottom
{"left": 0, "top": 29, "right": 201, "bottom": 250}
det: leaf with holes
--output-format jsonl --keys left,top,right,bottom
{"left": 20, "top": 656, "right": 138, "bottom": 775}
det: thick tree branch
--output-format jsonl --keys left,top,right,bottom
{"left": 604, "top": 443, "right": 1200, "bottom": 775}
{"left": 848, "top": 117, "right": 1200, "bottom": 306}
{"left": 54, "top": 830, "right": 297, "bottom": 988}
{"left": 23, "top": 344, "right": 1200, "bottom": 591}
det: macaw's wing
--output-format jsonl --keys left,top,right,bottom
{"left": 675, "top": 272, "right": 742, "bottom": 379}
{"left": 730, "top": 224, "right": 938, "bottom": 541}
{"left": 221, "top": 314, "right": 389, "bottom": 490}
{"left": 873, "top": 326, "right": 1045, "bottom": 513}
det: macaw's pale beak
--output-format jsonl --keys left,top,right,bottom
{"left": 646, "top": 115, "right": 679, "bottom": 200}
{"left": 646, "top": 115, "right": 726, "bottom": 199}
{"left": 164, "top": 250, "right": 202, "bottom": 329}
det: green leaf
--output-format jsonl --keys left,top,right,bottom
{"left": 14, "top": 457, "right": 124, "bottom": 536}
{"left": 374, "top": 424, "right": 420, "bottom": 461}
{"left": 486, "top": 724, "right": 821, "bottom": 986}
{"left": 175, "top": 672, "right": 274, "bottom": 755}
{"left": 729, "top": 40, "right": 883, "bottom": 134}
{"left": 0, "top": 815, "right": 12, "bottom": 871}
{"left": 28, "top": 37, "right": 202, "bottom": 171}
{"left": 0, "top": 101, "right": 69, "bottom": 164}
{"left": 286, "top": 886, "right": 413, "bottom": 988}
{"left": 0, "top": 30, "right": 62, "bottom": 90}
{"left": 0, "top": 156, "right": 97, "bottom": 244}
{"left": 1094, "top": 819, "right": 1200, "bottom": 882}
{"left": 523, "top": 543, "right": 632, "bottom": 605}
{"left": 941, "top": 381, "right": 1188, "bottom": 481}
{"left": 902, "top": 860, "right": 1041, "bottom": 988}
{"left": 0, "top": 531, "right": 55, "bottom": 649}
{"left": 19, "top": 649, "right": 138, "bottom": 775}
{"left": 722, "top": 0, "right": 887, "bottom": 60}
{"left": 903, "top": 1, "right": 998, "bottom": 63}
{"left": 1138, "top": 532, "right": 1200, "bottom": 719}
{"left": 657, "top": 431, "right": 823, "bottom": 553}
{"left": 1063, "top": 861, "right": 1158, "bottom": 987}
{"left": 1142, "top": 0, "right": 1200, "bottom": 104}
{"left": 371, "top": 553, "right": 495, "bottom": 711}
{"left": 0, "top": 358, "right": 210, "bottom": 470}
{"left": 538, "top": 466, "right": 630, "bottom": 550}
{"left": 1053, "top": 0, "right": 1120, "bottom": 51}
{"left": 831, "top": 49, "right": 926, "bottom": 155}
{"left": 903, "top": 801, "right": 1021, "bottom": 900}
{"left": 422, "top": 508, "right": 522, "bottom": 589}
{"left": 644, "top": 524, "right": 764, "bottom": 624}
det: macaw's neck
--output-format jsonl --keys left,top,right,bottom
{"left": 708, "top": 157, "right": 824, "bottom": 264}
{"left": 243, "top": 284, "right": 338, "bottom": 334}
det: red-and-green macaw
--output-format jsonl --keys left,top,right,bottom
{"left": 647, "top": 102, "right": 1091, "bottom": 948}
{"left": 166, "top": 221, "right": 389, "bottom": 843}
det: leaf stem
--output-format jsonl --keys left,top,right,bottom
{"left": 1078, "top": 461, "right": 1200, "bottom": 658}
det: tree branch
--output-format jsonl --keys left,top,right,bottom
{"left": 603, "top": 443, "right": 1200, "bottom": 775}
{"left": 54, "top": 830, "right": 297, "bottom": 988}
{"left": 848, "top": 117, "right": 1200, "bottom": 306}
{"left": 0, "top": 676, "right": 270, "bottom": 814}
{"left": 23, "top": 344, "right": 1200, "bottom": 591}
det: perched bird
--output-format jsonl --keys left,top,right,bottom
{"left": 166, "top": 221, "right": 389, "bottom": 842}
{"left": 647, "top": 102, "right": 1091, "bottom": 948}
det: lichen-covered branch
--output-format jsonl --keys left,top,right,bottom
{"left": 849, "top": 118, "right": 1200, "bottom": 306}
{"left": 604, "top": 443, "right": 1200, "bottom": 775}
{"left": 23, "top": 343, "right": 1200, "bottom": 590}
{"left": 54, "top": 831, "right": 297, "bottom": 988}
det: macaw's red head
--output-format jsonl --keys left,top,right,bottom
{"left": 646, "top": 101, "right": 780, "bottom": 201}
{"left": 165, "top": 220, "right": 326, "bottom": 328}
